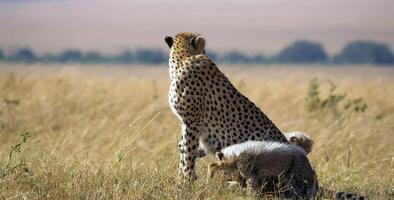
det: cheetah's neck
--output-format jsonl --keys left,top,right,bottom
{"left": 168, "top": 55, "right": 188, "bottom": 80}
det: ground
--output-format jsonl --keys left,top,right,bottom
{"left": 0, "top": 64, "right": 393, "bottom": 199}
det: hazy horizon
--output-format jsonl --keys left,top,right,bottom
{"left": 1, "top": 0, "right": 394, "bottom": 55}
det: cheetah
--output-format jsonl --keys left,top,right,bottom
{"left": 208, "top": 141, "right": 318, "bottom": 199}
{"left": 284, "top": 131, "right": 314, "bottom": 155}
{"left": 164, "top": 32, "right": 288, "bottom": 180}
{"left": 206, "top": 131, "right": 314, "bottom": 185}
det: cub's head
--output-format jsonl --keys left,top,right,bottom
{"left": 285, "top": 132, "right": 314, "bottom": 155}
{"left": 207, "top": 152, "right": 238, "bottom": 178}
{"left": 164, "top": 32, "right": 206, "bottom": 62}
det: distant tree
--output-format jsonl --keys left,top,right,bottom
{"left": 135, "top": 49, "right": 166, "bottom": 64}
{"left": 57, "top": 50, "right": 83, "bottom": 63}
{"left": 116, "top": 50, "right": 134, "bottom": 64}
{"left": 82, "top": 51, "right": 106, "bottom": 63}
{"left": 206, "top": 50, "right": 219, "bottom": 62}
{"left": 276, "top": 40, "right": 328, "bottom": 63}
{"left": 333, "top": 41, "right": 394, "bottom": 65}
{"left": 41, "top": 53, "right": 59, "bottom": 63}
{"left": 0, "top": 48, "right": 4, "bottom": 60}
{"left": 220, "top": 51, "right": 250, "bottom": 64}
{"left": 249, "top": 54, "right": 267, "bottom": 64}
{"left": 10, "top": 48, "right": 37, "bottom": 62}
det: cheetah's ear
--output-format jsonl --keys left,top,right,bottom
{"left": 215, "top": 152, "right": 224, "bottom": 161}
{"left": 190, "top": 36, "right": 206, "bottom": 52}
{"left": 164, "top": 36, "right": 173, "bottom": 48}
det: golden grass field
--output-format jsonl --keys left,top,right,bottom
{"left": 0, "top": 64, "right": 393, "bottom": 199}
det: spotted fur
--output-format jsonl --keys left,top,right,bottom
{"left": 335, "top": 192, "right": 367, "bottom": 200}
{"left": 165, "top": 32, "right": 288, "bottom": 180}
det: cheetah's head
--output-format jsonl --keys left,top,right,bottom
{"left": 164, "top": 32, "right": 206, "bottom": 62}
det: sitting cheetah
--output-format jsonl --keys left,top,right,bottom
{"left": 164, "top": 32, "right": 288, "bottom": 180}
{"left": 208, "top": 141, "right": 318, "bottom": 199}
{"left": 284, "top": 131, "right": 314, "bottom": 155}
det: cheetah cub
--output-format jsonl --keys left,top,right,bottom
{"left": 203, "top": 131, "right": 314, "bottom": 186}
{"left": 208, "top": 141, "right": 317, "bottom": 199}
{"left": 284, "top": 131, "right": 314, "bottom": 155}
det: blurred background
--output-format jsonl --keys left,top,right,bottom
{"left": 1, "top": 0, "right": 394, "bottom": 65}
{"left": 1, "top": 1, "right": 394, "bottom": 199}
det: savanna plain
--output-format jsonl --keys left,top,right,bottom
{"left": 0, "top": 64, "right": 393, "bottom": 199}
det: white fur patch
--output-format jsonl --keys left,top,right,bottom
{"left": 221, "top": 141, "right": 305, "bottom": 158}
{"left": 168, "top": 65, "right": 183, "bottom": 123}
{"left": 284, "top": 131, "right": 311, "bottom": 141}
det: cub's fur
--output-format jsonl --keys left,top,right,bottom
{"left": 284, "top": 131, "right": 314, "bottom": 155}
{"left": 208, "top": 141, "right": 317, "bottom": 199}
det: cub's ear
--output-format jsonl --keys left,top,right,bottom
{"left": 290, "top": 136, "right": 299, "bottom": 144}
{"left": 190, "top": 36, "right": 206, "bottom": 52}
{"left": 164, "top": 36, "right": 173, "bottom": 48}
{"left": 215, "top": 152, "right": 224, "bottom": 161}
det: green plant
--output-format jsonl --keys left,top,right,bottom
{"left": 306, "top": 78, "right": 322, "bottom": 112}
{"left": 344, "top": 98, "right": 368, "bottom": 112}
{"left": 306, "top": 79, "right": 367, "bottom": 116}
{"left": 4, "top": 132, "right": 31, "bottom": 175}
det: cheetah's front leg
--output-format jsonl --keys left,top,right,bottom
{"left": 178, "top": 123, "right": 201, "bottom": 181}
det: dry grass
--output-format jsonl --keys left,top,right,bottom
{"left": 0, "top": 64, "right": 393, "bottom": 199}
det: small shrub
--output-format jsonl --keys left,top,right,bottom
{"left": 2, "top": 132, "right": 31, "bottom": 176}
{"left": 306, "top": 78, "right": 321, "bottom": 112}
{"left": 306, "top": 79, "right": 367, "bottom": 116}
{"left": 344, "top": 98, "right": 368, "bottom": 113}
